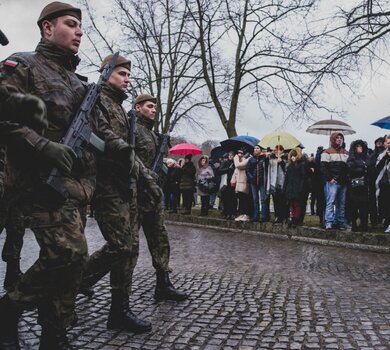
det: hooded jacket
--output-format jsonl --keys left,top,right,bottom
{"left": 346, "top": 139, "right": 370, "bottom": 181}
{"left": 320, "top": 132, "right": 349, "bottom": 185}
{"left": 284, "top": 148, "right": 308, "bottom": 200}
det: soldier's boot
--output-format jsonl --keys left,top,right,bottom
{"left": 39, "top": 325, "right": 73, "bottom": 350}
{"left": 3, "top": 260, "right": 23, "bottom": 290}
{"left": 107, "top": 290, "right": 152, "bottom": 333}
{"left": 0, "top": 295, "right": 22, "bottom": 350}
{"left": 154, "top": 270, "right": 188, "bottom": 302}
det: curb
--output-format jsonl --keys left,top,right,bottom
{"left": 165, "top": 214, "right": 390, "bottom": 254}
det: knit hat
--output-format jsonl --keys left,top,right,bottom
{"left": 184, "top": 154, "right": 192, "bottom": 160}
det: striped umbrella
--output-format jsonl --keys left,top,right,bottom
{"left": 306, "top": 119, "right": 355, "bottom": 135}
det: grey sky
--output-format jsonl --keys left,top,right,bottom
{"left": 1, "top": 0, "right": 389, "bottom": 153}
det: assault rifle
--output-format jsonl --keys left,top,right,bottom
{"left": 44, "top": 52, "right": 119, "bottom": 207}
{"left": 127, "top": 108, "right": 137, "bottom": 196}
{"left": 151, "top": 113, "right": 179, "bottom": 176}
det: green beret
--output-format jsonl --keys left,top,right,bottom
{"left": 134, "top": 93, "right": 157, "bottom": 106}
{"left": 37, "top": 1, "right": 82, "bottom": 28}
{"left": 99, "top": 54, "right": 131, "bottom": 72}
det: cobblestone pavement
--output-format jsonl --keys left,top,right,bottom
{"left": 0, "top": 219, "right": 389, "bottom": 349}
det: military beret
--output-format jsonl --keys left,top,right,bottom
{"left": 37, "top": 2, "right": 82, "bottom": 28}
{"left": 99, "top": 54, "right": 131, "bottom": 72}
{"left": 134, "top": 93, "right": 157, "bottom": 106}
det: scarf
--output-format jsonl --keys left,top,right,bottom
{"left": 375, "top": 150, "right": 390, "bottom": 198}
{"left": 267, "top": 158, "right": 285, "bottom": 195}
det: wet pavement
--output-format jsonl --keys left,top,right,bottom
{"left": 0, "top": 218, "right": 389, "bottom": 349}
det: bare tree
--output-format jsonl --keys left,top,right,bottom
{"left": 80, "top": 0, "right": 212, "bottom": 133}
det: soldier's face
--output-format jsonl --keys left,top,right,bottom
{"left": 42, "top": 15, "right": 83, "bottom": 54}
{"left": 109, "top": 66, "right": 130, "bottom": 92}
{"left": 136, "top": 101, "right": 157, "bottom": 120}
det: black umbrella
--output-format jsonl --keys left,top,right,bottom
{"left": 220, "top": 136, "right": 259, "bottom": 153}
{"left": 210, "top": 146, "right": 226, "bottom": 161}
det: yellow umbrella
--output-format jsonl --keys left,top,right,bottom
{"left": 258, "top": 131, "right": 302, "bottom": 150}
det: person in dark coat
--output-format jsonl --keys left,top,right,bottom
{"left": 179, "top": 154, "right": 196, "bottom": 214}
{"left": 284, "top": 148, "right": 308, "bottom": 227}
{"left": 163, "top": 159, "right": 181, "bottom": 213}
{"left": 347, "top": 140, "right": 371, "bottom": 231}
{"left": 218, "top": 151, "right": 237, "bottom": 219}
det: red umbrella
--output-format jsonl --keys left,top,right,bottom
{"left": 169, "top": 143, "right": 202, "bottom": 156}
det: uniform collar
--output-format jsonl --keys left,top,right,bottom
{"left": 36, "top": 39, "right": 80, "bottom": 71}
{"left": 137, "top": 114, "right": 155, "bottom": 130}
{"left": 102, "top": 82, "right": 128, "bottom": 103}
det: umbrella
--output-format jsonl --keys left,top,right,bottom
{"left": 371, "top": 116, "right": 390, "bottom": 130}
{"left": 220, "top": 135, "right": 260, "bottom": 153}
{"left": 259, "top": 131, "right": 302, "bottom": 150}
{"left": 169, "top": 143, "right": 202, "bottom": 156}
{"left": 210, "top": 146, "right": 226, "bottom": 161}
{"left": 306, "top": 119, "right": 356, "bottom": 135}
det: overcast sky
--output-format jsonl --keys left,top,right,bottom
{"left": 1, "top": 0, "right": 389, "bottom": 154}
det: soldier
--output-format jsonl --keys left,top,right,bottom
{"left": 132, "top": 94, "right": 188, "bottom": 302}
{"left": 0, "top": 2, "right": 128, "bottom": 349}
{"left": 80, "top": 54, "right": 152, "bottom": 333}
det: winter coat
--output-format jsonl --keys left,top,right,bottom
{"left": 320, "top": 132, "right": 349, "bottom": 185}
{"left": 231, "top": 154, "right": 249, "bottom": 194}
{"left": 196, "top": 156, "right": 215, "bottom": 196}
{"left": 179, "top": 161, "right": 196, "bottom": 190}
{"left": 347, "top": 140, "right": 370, "bottom": 184}
{"left": 246, "top": 154, "right": 268, "bottom": 187}
{"left": 218, "top": 159, "right": 235, "bottom": 183}
{"left": 284, "top": 148, "right": 308, "bottom": 201}
{"left": 163, "top": 166, "right": 181, "bottom": 193}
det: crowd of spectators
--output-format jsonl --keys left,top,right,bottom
{"left": 162, "top": 132, "right": 390, "bottom": 233}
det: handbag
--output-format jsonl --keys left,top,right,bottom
{"left": 350, "top": 176, "right": 366, "bottom": 188}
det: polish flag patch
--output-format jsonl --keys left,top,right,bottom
{"left": 4, "top": 60, "right": 18, "bottom": 68}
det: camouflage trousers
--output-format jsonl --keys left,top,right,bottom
{"left": 127, "top": 196, "right": 170, "bottom": 290}
{"left": 8, "top": 199, "right": 88, "bottom": 329}
{"left": 81, "top": 195, "right": 133, "bottom": 293}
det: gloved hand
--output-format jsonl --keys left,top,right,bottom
{"left": 144, "top": 172, "right": 163, "bottom": 202}
{"left": 41, "top": 141, "right": 76, "bottom": 175}
{"left": 7, "top": 93, "right": 48, "bottom": 132}
{"left": 116, "top": 143, "right": 135, "bottom": 172}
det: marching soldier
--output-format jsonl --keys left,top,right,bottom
{"left": 80, "top": 54, "right": 152, "bottom": 333}
{"left": 132, "top": 94, "right": 188, "bottom": 302}
{"left": 0, "top": 2, "right": 127, "bottom": 349}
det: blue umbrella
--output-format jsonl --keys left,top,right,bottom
{"left": 372, "top": 116, "right": 390, "bottom": 130}
{"left": 220, "top": 135, "right": 260, "bottom": 153}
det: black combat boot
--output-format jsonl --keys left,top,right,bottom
{"left": 3, "top": 260, "right": 23, "bottom": 290}
{"left": 39, "top": 325, "right": 73, "bottom": 350}
{"left": 107, "top": 290, "right": 152, "bottom": 333}
{"left": 154, "top": 270, "right": 188, "bottom": 302}
{"left": 0, "top": 295, "right": 22, "bottom": 350}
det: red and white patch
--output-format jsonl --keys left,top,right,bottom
{"left": 4, "top": 60, "right": 18, "bottom": 68}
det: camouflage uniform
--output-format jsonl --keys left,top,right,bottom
{"left": 0, "top": 39, "right": 122, "bottom": 329}
{"left": 81, "top": 82, "right": 134, "bottom": 293}
{"left": 132, "top": 115, "right": 170, "bottom": 275}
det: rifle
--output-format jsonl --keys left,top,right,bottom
{"left": 43, "top": 52, "right": 119, "bottom": 207}
{"left": 151, "top": 113, "right": 179, "bottom": 176}
{"left": 127, "top": 108, "right": 137, "bottom": 196}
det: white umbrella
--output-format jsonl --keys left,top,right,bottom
{"left": 306, "top": 119, "right": 356, "bottom": 135}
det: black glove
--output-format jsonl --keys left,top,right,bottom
{"left": 116, "top": 143, "right": 135, "bottom": 173}
{"left": 7, "top": 93, "right": 48, "bottom": 132}
{"left": 41, "top": 141, "right": 76, "bottom": 175}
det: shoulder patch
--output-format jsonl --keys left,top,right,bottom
{"left": 4, "top": 60, "right": 18, "bottom": 68}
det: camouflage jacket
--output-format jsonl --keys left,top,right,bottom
{"left": 135, "top": 115, "right": 159, "bottom": 169}
{"left": 95, "top": 82, "right": 131, "bottom": 197}
{"left": 0, "top": 39, "right": 123, "bottom": 204}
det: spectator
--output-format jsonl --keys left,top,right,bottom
{"left": 246, "top": 146, "right": 270, "bottom": 222}
{"left": 179, "top": 154, "right": 196, "bottom": 215}
{"left": 284, "top": 148, "right": 308, "bottom": 227}
{"left": 196, "top": 155, "right": 215, "bottom": 216}
{"left": 320, "top": 132, "right": 350, "bottom": 230}
{"left": 315, "top": 146, "right": 326, "bottom": 226}
{"left": 163, "top": 159, "right": 181, "bottom": 213}
{"left": 347, "top": 140, "right": 370, "bottom": 232}
{"left": 375, "top": 134, "right": 390, "bottom": 233}
{"left": 208, "top": 158, "right": 220, "bottom": 210}
{"left": 218, "top": 151, "right": 237, "bottom": 220}
{"left": 369, "top": 137, "right": 385, "bottom": 226}
{"left": 266, "top": 145, "right": 288, "bottom": 223}
{"left": 232, "top": 150, "right": 251, "bottom": 222}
